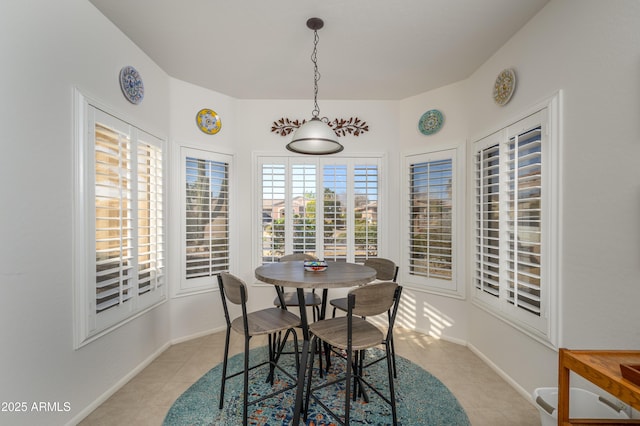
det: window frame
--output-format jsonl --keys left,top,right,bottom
{"left": 253, "top": 153, "right": 385, "bottom": 268}
{"left": 73, "top": 90, "right": 167, "bottom": 348}
{"left": 177, "top": 147, "right": 233, "bottom": 295}
{"left": 402, "top": 146, "right": 465, "bottom": 298}
{"left": 470, "top": 92, "right": 561, "bottom": 347}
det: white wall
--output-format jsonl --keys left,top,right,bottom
{"left": 237, "top": 99, "right": 401, "bottom": 255}
{"left": 0, "top": 1, "right": 171, "bottom": 425}
{"left": 397, "top": 80, "right": 470, "bottom": 342}
{"left": 167, "top": 79, "right": 237, "bottom": 341}
{"left": 464, "top": 0, "right": 640, "bottom": 396}
{"left": 3, "top": 0, "right": 640, "bottom": 424}
{"left": 235, "top": 98, "right": 401, "bottom": 305}
{"left": 165, "top": 94, "right": 403, "bottom": 339}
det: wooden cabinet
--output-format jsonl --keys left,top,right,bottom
{"left": 558, "top": 348, "right": 640, "bottom": 425}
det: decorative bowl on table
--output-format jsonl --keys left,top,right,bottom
{"left": 303, "top": 260, "right": 328, "bottom": 272}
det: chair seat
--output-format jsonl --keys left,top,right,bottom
{"left": 329, "top": 297, "right": 348, "bottom": 312}
{"left": 273, "top": 291, "right": 322, "bottom": 307}
{"left": 231, "top": 308, "right": 301, "bottom": 336}
{"left": 309, "top": 317, "right": 383, "bottom": 351}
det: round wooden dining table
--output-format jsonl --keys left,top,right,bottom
{"left": 255, "top": 260, "right": 376, "bottom": 290}
{"left": 255, "top": 260, "right": 376, "bottom": 425}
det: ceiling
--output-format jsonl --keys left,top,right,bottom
{"left": 89, "top": 0, "right": 549, "bottom": 100}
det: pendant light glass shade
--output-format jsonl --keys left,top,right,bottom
{"left": 287, "top": 17, "right": 343, "bottom": 155}
{"left": 287, "top": 118, "right": 344, "bottom": 154}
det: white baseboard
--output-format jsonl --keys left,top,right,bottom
{"left": 66, "top": 341, "right": 171, "bottom": 426}
{"left": 466, "top": 342, "right": 536, "bottom": 406}
{"left": 68, "top": 326, "right": 229, "bottom": 425}
{"left": 403, "top": 325, "right": 535, "bottom": 407}
{"left": 402, "top": 323, "right": 468, "bottom": 347}
{"left": 170, "top": 325, "right": 227, "bottom": 345}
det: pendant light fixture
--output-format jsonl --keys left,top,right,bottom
{"left": 286, "top": 18, "right": 343, "bottom": 155}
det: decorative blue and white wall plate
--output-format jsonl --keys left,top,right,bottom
{"left": 418, "top": 109, "right": 444, "bottom": 135}
{"left": 119, "top": 65, "right": 144, "bottom": 105}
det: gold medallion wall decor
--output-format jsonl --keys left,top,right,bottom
{"left": 196, "top": 108, "right": 222, "bottom": 135}
{"left": 493, "top": 68, "right": 516, "bottom": 106}
{"left": 271, "top": 117, "right": 369, "bottom": 137}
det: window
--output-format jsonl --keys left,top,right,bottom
{"left": 472, "top": 98, "right": 560, "bottom": 345}
{"left": 74, "top": 94, "right": 165, "bottom": 347}
{"left": 180, "top": 148, "right": 231, "bottom": 293}
{"left": 258, "top": 156, "right": 381, "bottom": 264}
{"left": 403, "top": 148, "right": 462, "bottom": 296}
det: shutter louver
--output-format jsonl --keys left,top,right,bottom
{"left": 261, "top": 164, "right": 286, "bottom": 263}
{"left": 137, "top": 141, "right": 164, "bottom": 295}
{"left": 291, "top": 164, "right": 316, "bottom": 254}
{"left": 507, "top": 127, "right": 542, "bottom": 315}
{"left": 353, "top": 165, "right": 378, "bottom": 263}
{"left": 323, "top": 165, "right": 347, "bottom": 261}
{"left": 95, "top": 124, "right": 133, "bottom": 313}
{"left": 475, "top": 144, "right": 500, "bottom": 297}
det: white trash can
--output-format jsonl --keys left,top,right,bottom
{"left": 533, "top": 387, "right": 629, "bottom": 426}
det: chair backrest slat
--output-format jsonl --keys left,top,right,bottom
{"left": 364, "top": 258, "right": 398, "bottom": 282}
{"left": 349, "top": 281, "right": 398, "bottom": 317}
{"left": 279, "top": 253, "right": 317, "bottom": 262}
{"left": 219, "top": 272, "right": 246, "bottom": 305}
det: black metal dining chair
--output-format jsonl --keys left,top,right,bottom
{"left": 304, "top": 281, "right": 403, "bottom": 425}
{"left": 217, "top": 272, "right": 301, "bottom": 426}
{"left": 273, "top": 253, "right": 323, "bottom": 322}
{"left": 328, "top": 257, "right": 400, "bottom": 377}
{"left": 329, "top": 258, "right": 398, "bottom": 316}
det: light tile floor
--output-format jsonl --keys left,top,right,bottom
{"left": 79, "top": 327, "right": 540, "bottom": 425}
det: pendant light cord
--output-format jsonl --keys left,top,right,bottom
{"left": 311, "top": 29, "right": 321, "bottom": 119}
{"left": 286, "top": 17, "right": 343, "bottom": 155}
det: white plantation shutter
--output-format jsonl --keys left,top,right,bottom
{"left": 471, "top": 101, "right": 558, "bottom": 341}
{"left": 409, "top": 158, "right": 453, "bottom": 280}
{"left": 323, "top": 164, "right": 347, "bottom": 261}
{"left": 94, "top": 123, "right": 134, "bottom": 312}
{"left": 474, "top": 142, "right": 501, "bottom": 298}
{"left": 137, "top": 138, "right": 164, "bottom": 295}
{"left": 261, "top": 163, "right": 286, "bottom": 263}
{"left": 404, "top": 148, "right": 459, "bottom": 295}
{"left": 474, "top": 124, "right": 543, "bottom": 315}
{"left": 506, "top": 126, "right": 542, "bottom": 315}
{"left": 353, "top": 165, "right": 378, "bottom": 263}
{"left": 75, "top": 98, "right": 167, "bottom": 347}
{"left": 291, "top": 164, "right": 317, "bottom": 254}
{"left": 181, "top": 148, "right": 231, "bottom": 292}
{"left": 258, "top": 157, "right": 380, "bottom": 264}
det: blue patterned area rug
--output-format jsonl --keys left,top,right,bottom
{"left": 163, "top": 345, "right": 469, "bottom": 425}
